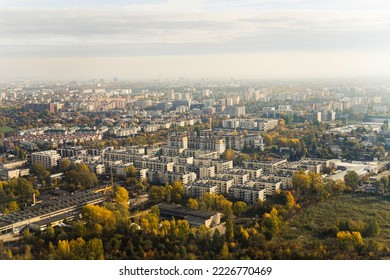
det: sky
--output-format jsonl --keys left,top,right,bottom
{"left": 1, "top": 0, "right": 390, "bottom": 80}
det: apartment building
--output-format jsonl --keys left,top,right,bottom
{"left": 228, "top": 186, "right": 266, "bottom": 204}
{"left": 31, "top": 150, "right": 61, "bottom": 168}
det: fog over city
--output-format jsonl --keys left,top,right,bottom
{"left": 1, "top": 0, "right": 390, "bottom": 80}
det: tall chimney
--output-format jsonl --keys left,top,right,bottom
{"left": 209, "top": 117, "right": 212, "bottom": 131}
{"left": 32, "top": 192, "right": 36, "bottom": 205}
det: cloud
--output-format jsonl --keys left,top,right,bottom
{"left": 0, "top": 4, "right": 390, "bottom": 58}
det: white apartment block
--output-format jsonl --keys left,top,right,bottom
{"left": 243, "top": 159, "right": 287, "bottom": 174}
{"left": 222, "top": 119, "right": 240, "bottom": 129}
{"left": 248, "top": 178, "right": 282, "bottom": 195}
{"left": 183, "top": 149, "right": 220, "bottom": 159}
{"left": 212, "top": 160, "right": 234, "bottom": 173}
{"left": 207, "top": 177, "right": 235, "bottom": 194}
{"left": 160, "top": 155, "right": 194, "bottom": 165}
{"left": 228, "top": 186, "right": 266, "bottom": 204}
{"left": 242, "top": 168, "right": 263, "bottom": 180}
{"left": 220, "top": 169, "right": 250, "bottom": 185}
{"left": 239, "top": 119, "right": 257, "bottom": 130}
{"left": 148, "top": 170, "right": 197, "bottom": 185}
{"left": 185, "top": 182, "right": 218, "bottom": 198}
{"left": 141, "top": 160, "right": 174, "bottom": 172}
{"left": 104, "top": 149, "right": 146, "bottom": 165}
{"left": 31, "top": 150, "right": 61, "bottom": 169}
{"left": 198, "top": 166, "right": 216, "bottom": 179}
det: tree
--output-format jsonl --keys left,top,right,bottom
{"left": 336, "top": 231, "right": 363, "bottom": 250}
{"left": 57, "top": 240, "right": 71, "bottom": 259}
{"left": 219, "top": 243, "right": 232, "bottom": 259}
{"left": 187, "top": 198, "right": 199, "bottom": 210}
{"left": 69, "top": 237, "right": 86, "bottom": 260}
{"left": 81, "top": 204, "right": 117, "bottom": 233}
{"left": 292, "top": 171, "right": 310, "bottom": 190}
{"left": 171, "top": 181, "right": 184, "bottom": 203}
{"left": 85, "top": 238, "right": 104, "bottom": 260}
{"left": 225, "top": 217, "right": 234, "bottom": 242}
{"left": 233, "top": 201, "right": 248, "bottom": 216}
{"left": 115, "top": 186, "right": 129, "bottom": 210}
{"left": 292, "top": 171, "right": 310, "bottom": 198}
{"left": 214, "top": 195, "right": 233, "bottom": 216}
{"left": 261, "top": 207, "right": 281, "bottom": 240}
{"left": 344, "top": 171, "right": 360, "bottom": 190}
{"left": 224, "top": 149, "right": 235, "bottom": 161}
{"left": 277, "top": 137, "right": 288, "bottom": 147}
{"left": 7, "top": 201, "right": 19, "bottom": 213}
{"left": 59, "top": 159, "right": 71, "bottom": 172}
{"left": 325, "top": 179, "right": 348, "bottom": 195}
{"left": 285, "top": 191, "right": 296, "bottom": 209}
{"left": 149, "top": 186, "right": 167, "bottom": 204}
{"left": 126, "top": 166, "right": 137, "bottom": 178}
{"left": 382, "top": 119, "right": 389, "bottom": 131}
{"left": 30, "top": 163, "right": 50, "bottom": 182}
{"left": 309, "top": 172, "right": 323, "bottom": 189}
{"left": 263, "top": 134, "right": 273, "bottom": 146}
{"left": 16, "top": 178, "right": 34, "bottom": 203}
{"left": 64, "top": 163, "right": 98, "bottom": 190}
{"left": 278, "top": 118, "right": 286, "bottom": 128}
{"left": 364, "top": 219, "right": 380, "bottom": 237}
{"left": 380, "top": 176, "right": 389, "bottom": 192}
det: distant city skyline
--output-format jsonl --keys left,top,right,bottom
{"left": 1, "top": 0, "right": 390, "bottom": 80}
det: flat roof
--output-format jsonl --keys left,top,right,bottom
{"left": 158, "top": 203, "right": 218, "bottom": 220}
{"left": 0, "top": 191, "right": 104, "bottom": 229}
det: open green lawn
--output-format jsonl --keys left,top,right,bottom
{"left": 0, "top": 126, "right": 15, "bottom": 133}
{"left": 283, "top": 194, "right": 390, "bottom": 246}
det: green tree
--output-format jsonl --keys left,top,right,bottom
{"left": 64, "top": 163, "right": 98, "bottom": 190}
{"left": 344, "top": 171, "right": 360, "bottom": 190}
{"left": 57, "top": 240, "right": 71, "bottom": 259}
{"left": 30, "top": 163, "right": 50, "bottom": 182}
{"left": 149, "top": 186, "right": 167, "bottom": 204}
{"left": 171, "top": 181, "right": 184, "bottom": 203}
{"left": 233, "top": 201, "right": 248, "bottom": 216}
{"left": 261, "top": 207, "right": 281, "bottom": 240}
{"left": 382, "top": 119, "right": 389, "bottom": 130}
{"left": 16, "top": 178, "right": 35, "bottom": 203}
{"left": 126, "top": 166, "right": 138, "bottom": 178}
{"left": 292, "top": 171, "right": 310, "bottom": 198}
{"left": 7, "top": 200, "right": 19, "bottom": 213}
{"left": 364, "top": 219, "right": 380, "bottom": 237}
{"left": 187, "top": 198, "right": 199, "bottom": 210}
{"left": 225, "top": 217, "right": 234, "bottom": 242}
{"left": 380, "top": 176, "right": 389, "bottom": 192}
{"left": 59, "top": 159, "right": 71, "bottom": 172}
{"left": 69, "top": 237, "right": 86, "bottom": 260}
{"left": 85, "top": 238, "right": 104, "bottom": 260}
{"left": 263, "top": 134, "right": 273, "bottom": 146}
{"left": 219, "top": 243, "right": 232, "bottom": 259}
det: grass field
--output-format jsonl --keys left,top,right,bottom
{"left": 0, "top": 126, "right": 15, "bottom": 133}
{"left": 283, "top": 194, "right": 390, "bottom": 246}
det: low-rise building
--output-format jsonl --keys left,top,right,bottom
{"left": 158, "top": 203, "right": 222, "bottom": 228}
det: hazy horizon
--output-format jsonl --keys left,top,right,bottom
{"left": 1, "top": 0, "right": 390, "bottom": 81}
